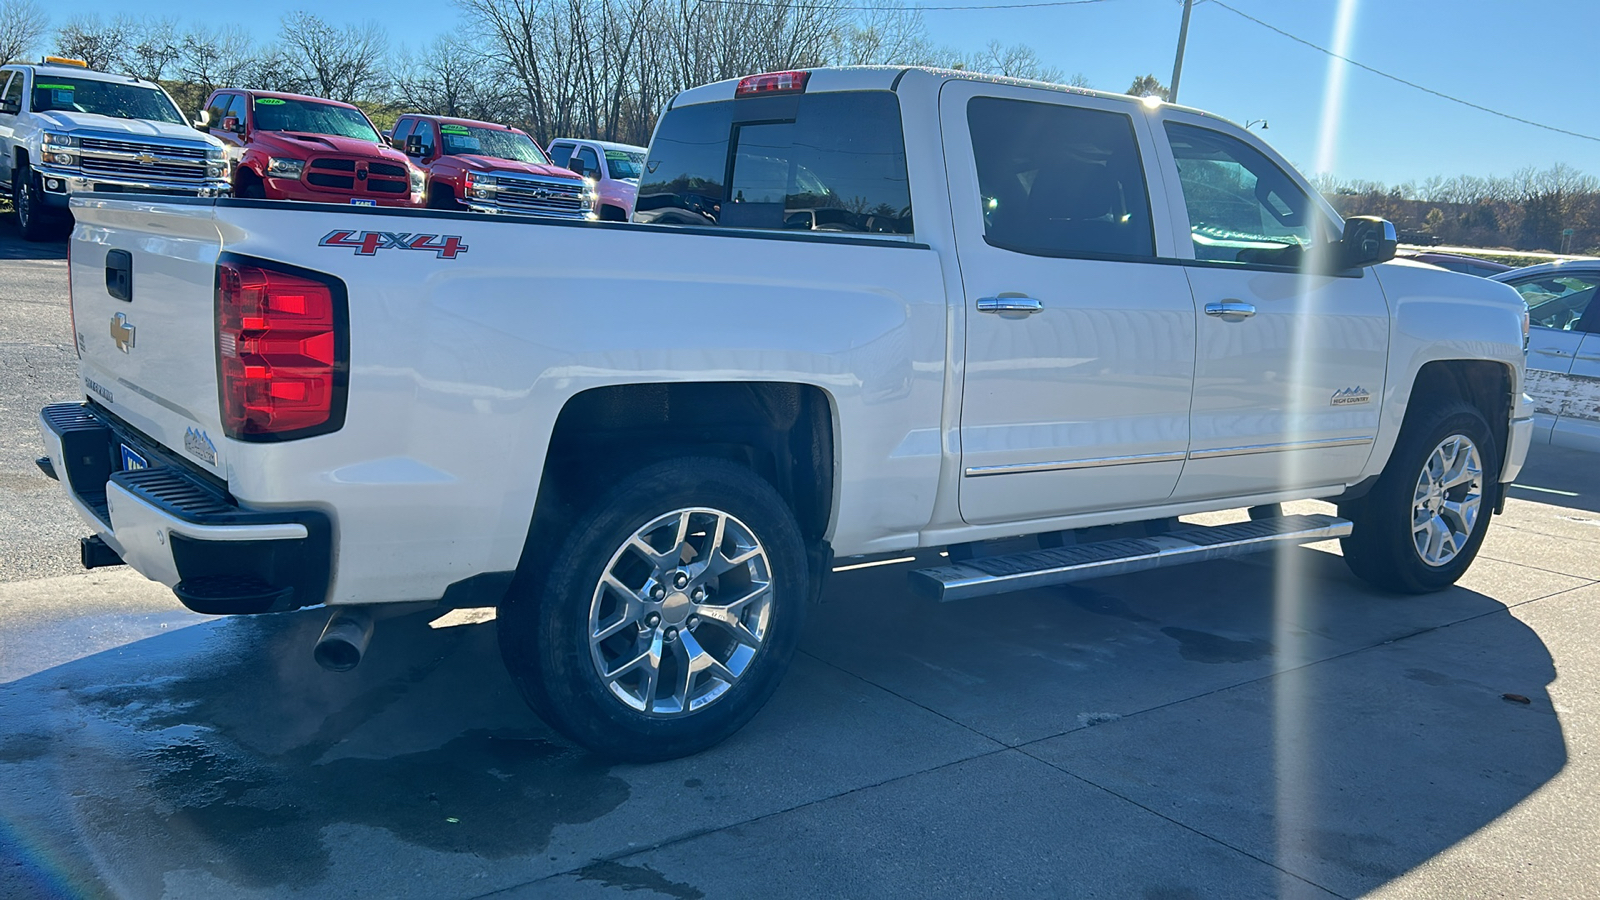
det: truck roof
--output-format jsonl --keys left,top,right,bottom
{"left": 668, "top": 65, "right": 1234, "bottom": 129}
{"left": 237, "top": 90, "right": 363, "bottom": 110}
{"left": 4, "top": 62, "right": 159, "bottom": 89}
{"left": 552, "top": 138, "right": 648, "bottom": 154}
{"left": 406, "top": 113, "right": 526, "bottom": 133}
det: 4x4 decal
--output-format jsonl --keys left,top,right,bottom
{"left": 319, "top": 230, "right": 469, "bottom": 259}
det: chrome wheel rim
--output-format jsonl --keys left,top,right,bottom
{"left": 1411, "top": 434, "right": 1484, "bottom": 567}
{"left": 588, "top": 507, "right": 772, "bottom": 717}
{"left": 15, "top": 179, "right": 29, "bottom": 228}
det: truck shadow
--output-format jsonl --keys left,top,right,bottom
{"left": 0, "top": 548, "right": 1565, "bottom": 899}
{"left": 0, "top": 221, "right": 68, "bottom": 261}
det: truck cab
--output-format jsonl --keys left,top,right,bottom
{"left": 393, "top": 114, "right": 593, "bottom": 219}
{"left": 201, "top": 90, "right": 423, "bottom": 208}
{"left": 546, "top": 138, "right": 646, "bottom": 221}
{"left": 0, "top": 58, "right": 229, "bottom": 240}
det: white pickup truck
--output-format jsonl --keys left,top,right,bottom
{"left": 39, "top": 67, "right": 1533, "bottom": 761}
{"left": 0, "top": 59, "right": 230, "bottom": 240}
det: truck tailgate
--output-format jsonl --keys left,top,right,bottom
{"left": 69, "top": 199, "right": 227, "bottom": 473}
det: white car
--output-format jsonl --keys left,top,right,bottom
{"left": 40, "top": 66, "right": 1531, "bottom": 760}
{"left": 0, "top": 58, "right": 229, "bottom": 240}
{"left": 1495, "top": 261, "right": 1600, "bottom": 450}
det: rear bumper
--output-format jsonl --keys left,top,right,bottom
{"left": 38, "top": 402, "right": 331, "bottom": 614}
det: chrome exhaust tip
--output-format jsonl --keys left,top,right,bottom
{"left": 313, "top": 607, "right": 374, "bottom": 672}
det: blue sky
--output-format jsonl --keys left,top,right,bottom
{"left": 40, "top": 0, "right": 1600, "bottom": 185}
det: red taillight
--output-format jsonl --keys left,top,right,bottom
{"left": 216, "top": 261, "right": 345, "bottom": 439}
{"left": 735, "top": 71, "right": 809, "bottom": 97}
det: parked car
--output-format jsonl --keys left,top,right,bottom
{"left": 1494, "top": 261, "right": 1600, "bottom": 450}
{"left": 546, "top": 138, "right": 646, "bottom": 221}
{"left": 0, "top": 57, "right": 228, "bottom": 240}
{"left": 1398, "top": 250, "right": 1513, "bottom": 277}
{"left": 200, "top": 90, "right": 423, "bottom": 207}
{"left": 41, "top": 66, "right": 1531, "bottom": 762}
{"left": 390, "top": 114, "right": 593, "bottom": 219}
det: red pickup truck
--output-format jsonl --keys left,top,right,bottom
{"left": 389, "top": 114, "right": 593, "bottom": 219}
{"left": 201, "top": 90, "right": 423, "bottom": 207}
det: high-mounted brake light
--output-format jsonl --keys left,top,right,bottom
{"left": 736, "top": 71, "right": 809, "bottom": 97}
{"left": 216, "top": 261, "right": 347, "bottom": 440}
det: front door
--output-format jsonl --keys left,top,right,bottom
{"left": 942, "top": 81, "right": 1198, "bottom": 525}
{"left": 1153, "top": 117, "right": 1392, "bottom": 502}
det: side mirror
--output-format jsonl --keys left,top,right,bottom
{"left": 567, "top": 157, "right": 588, "bottom": 177}
{"left": 1339, "top": 216, "right": 1397, "bottom": 269}
{"left": 222, "top": 115, "right": 241, "bottom": 134}
{"left": 405, "top": 134, "right": 424, "bottom": 157}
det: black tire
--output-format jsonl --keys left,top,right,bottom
{"left": 498, "top": 457, "right": 808, "bottom": 761}
{"left": 1339, "top": 398, "right": 1498, "bottom": 593}
{"left": 13, "top": 163, "right": 57, "bottom": 242}
{"left": 427, "top": 184, "right": 464, "bottom": 211}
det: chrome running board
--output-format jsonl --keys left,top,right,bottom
{"left": 909, "top": 514, "right": 1352, "bottom": 602}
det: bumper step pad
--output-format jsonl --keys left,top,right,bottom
{"left": 909, "top": 514, "right": 1352, "bottom": 602}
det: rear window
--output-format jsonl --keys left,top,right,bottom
{"left": 636, "top": 91, "right": 913, "bottom": 235}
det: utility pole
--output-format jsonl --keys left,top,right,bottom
{"left": 1169, "top": 0, "right": 1195, "bottom": 104}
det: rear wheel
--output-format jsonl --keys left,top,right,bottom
{"left": 498, "top": 457, "right": 808, "bottom": 761}
{"left": 1340, "top": 399, "right": 1497, "bottom": 593}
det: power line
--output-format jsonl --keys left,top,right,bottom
{"left": 1207, "top": 0, "right": 1600, "bottom": 144}
{"left": 692, "top": 0, "right": 1116, "bottom": 13}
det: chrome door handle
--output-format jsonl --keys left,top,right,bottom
{"left": 977, "top": 296, "right": 1044, "bottom": 314}
{"left": 1204, "top": 300, "right": 1257, "bottom": 320}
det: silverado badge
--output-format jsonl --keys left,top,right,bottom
{"left": 1331, "top": 386, "right": 1371, "bottom": 406}
{"left": 110, "top": 313, "right": 136, "bottom": 353}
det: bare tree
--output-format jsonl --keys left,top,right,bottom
{"left": 275, "top": 11, "right": 390, "bottom": 103}
{"left": 393, "top": 36, "right": 509, "bottom": 121}
{"left": 125, "top": 17, "right": 182, "bottom": 82}
{"left": 0, "top": 0, "right": 49, "bottom": 65}
{"left": 54, "top": 14, "right": 133, "bottom": 72}
{"left": 967, "top": 40, "right": 1063, "bottom": 83}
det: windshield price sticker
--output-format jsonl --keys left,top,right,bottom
{"left": 255, "top": 98, "right": 285, "bottom": 105}
{"left": 36, "top": 83, "right": 74, "bottom": 90}
{"left": 440, "top": 124, "right": 470, "bottom": 135}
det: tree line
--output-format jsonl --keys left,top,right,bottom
{"left": 0, "top": 0, "right": 1074, "bottom": 147}
{"left": 1316, "top": 165, "right": 1600, "bottom": 256}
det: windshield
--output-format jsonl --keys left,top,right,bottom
{"left": 605, "top": 149, "right": 644, "bottom": 180}
{"left": 439, "top": 123, "right": 548, "bottom": 164}
{"left": 251, "top": 97, "right": 380, "bottom": 142}
{"left": 29, "top": 77, "right": 184, "bottom": 125}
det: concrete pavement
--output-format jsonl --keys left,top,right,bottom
{"left": 1, "top": 223, "right": 1596, "bottom": 899}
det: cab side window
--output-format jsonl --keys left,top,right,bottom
{"left": 205, "top": 93, "right": 233, "bottom": 130}
{"left": 413, "top": 120, "right": 436, "bottom": 158}
{"left": 575, "top": 146, "right": 601, "bottom": 178}
{"left": 1165, "top": 123, "right": 1328, "bottom": 266}
{"left": 390, "top": 118, "right": 415, "bottom": 150}
{"left": 1509, "top": 273, "right": 1600, "bottom": 332}
{"left": 0, "top": 74, "right": 24, "bottom": 115}
{"left": 548, "top": 142, "right": 575, "bottom": 167}
{"left": 967, "top": 96, "right": 1155, "bottom": 259}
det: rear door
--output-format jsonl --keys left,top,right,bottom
{"left": 1151, "top": 115, "right": 1391, "bottom": 502}
{"left": 1501, "top": 268, "right": 1600, "bottom": 446}
{"left": 0, "top": 70, "right": 25, "bottom": 190}
{"left": 941, "top": 80, "right": 1198, "bottom": 525}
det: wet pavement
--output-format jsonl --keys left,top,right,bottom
{"left": 3, "top": 225, "right": 1598, "bottom": 898}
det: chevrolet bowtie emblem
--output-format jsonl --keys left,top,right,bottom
{"left": 110, "top": 313, "right": 135, "bottom": 353}
{"left": 135, "top": 151, "right": 157, "bottom": 166}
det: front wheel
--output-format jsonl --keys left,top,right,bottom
{"left": 497, "top": 457, "right": 809, "bottom": 761}
{"left": 13, "top": 163, "right": 58, "bottom": 241}
{"left": 1340, "top": 399, "right": 1498, "bottom": 593}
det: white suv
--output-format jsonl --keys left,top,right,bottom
{"left": 0, "top": 59, "right": 229, "bottom": 240}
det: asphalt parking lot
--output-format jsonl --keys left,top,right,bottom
{"left": 2, "top": 219, "right": 1597, "bottom": 899}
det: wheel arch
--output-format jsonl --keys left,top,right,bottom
{"left": 1407, "top": 359, "right": 1514, "bottom": 464}
{"left": 514, "top": 380, "right": 838, "bottom": 582}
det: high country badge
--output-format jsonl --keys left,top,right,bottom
{"left": 1331, "top": 387, "right": 1372, "bottom": 406}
